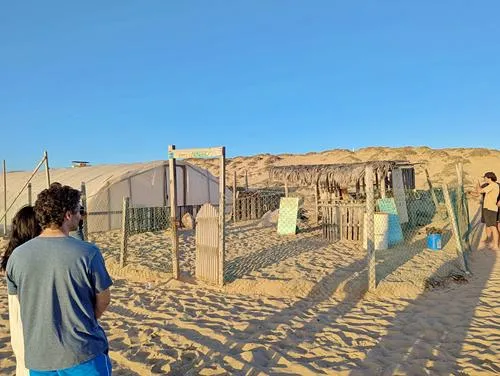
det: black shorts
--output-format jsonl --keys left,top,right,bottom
{"left": 483, "top": 209, "right": 498, "bottom": 227}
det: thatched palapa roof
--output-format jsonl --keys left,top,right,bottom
{"left": 269, "top": 160, "right": 412, "bottom": 187}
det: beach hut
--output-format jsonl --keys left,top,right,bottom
{"left": 268, "top": 160, "right": 415, "bottom": 243}
{"left": 1, "top": 160, "right": 231, "bottom": 234}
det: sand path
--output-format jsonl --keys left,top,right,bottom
{"left": 1, "top": 246, "right": 498, "bottom": 375}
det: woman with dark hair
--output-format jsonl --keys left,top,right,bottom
{"left": 1, "top": 206, "right": 41, "bottom": 270}
{"left": 1, "top": 205, "right": 41, "bottom": 376}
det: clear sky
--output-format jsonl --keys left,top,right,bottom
{"left": 1, "top": 1, "right": 498, "bottom": 170}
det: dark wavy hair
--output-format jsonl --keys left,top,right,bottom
{"left": 484, "top": 172, "right": 497, "bottom": 182}
{"left": 34, "top": 182, "right": 81, "bottom": 229}
{"left": 1, "top": 206, "right": 42, "bottom": 271}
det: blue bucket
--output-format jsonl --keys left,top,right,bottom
{"left": 427, "top": 234, "right": 442, "bottom": 251}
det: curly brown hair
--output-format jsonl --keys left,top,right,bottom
{"left": 34, "top": 182, "right": 81, "bottom": 229}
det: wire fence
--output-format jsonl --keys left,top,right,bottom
{"left": 369, "top": 178, "right": 471, "bottom": 289}
{"left": 233, "top": 188, "right": 285, "bottom": 222}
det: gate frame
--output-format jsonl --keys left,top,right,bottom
{"left": 168, "top": 145, "right": 226, "bottom": 286}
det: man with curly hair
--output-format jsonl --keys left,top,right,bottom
{"left": 6, "top": 183, "right": 113, "bottom": 375}
{"left": 477, "top": 172, "right": 500, "bottom": 251}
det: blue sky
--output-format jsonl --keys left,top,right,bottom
{"left": 1, "top": 1, "right": 498, "bottom": 170}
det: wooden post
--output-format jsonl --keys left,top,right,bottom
{"left": 314, "top": 181, "right": 319, "bottom": 224}
{"left": 27, "top": 183, "right": 32, "bottom": 206}
{"left": 206, "top": 169, "right": 211, "bottom": 202}
{"left": 365, "top": 166, "right": 376, "bottom": 291}
{"left": 81, "top": 182, "right": 88, "bottom": 241}
{"left": 218, "top": 147, "right": 226, "bottom": 286}
{"left": 44, "top": 150, "right": 50, "bottom": 187}
{"left": 3, "top": 160, "right": 7, "bottom": 235}
{"left": 284, "top": 178, "right": 289, "bottom": 197}
{"left": 168, "top": 145, "right": 180, "bottom": 280}
{"left": 455, "top": 163, "right": 465, "bottom": 235}
{"left": 0, "top": 155, "right": 46, "bottom": 227}
{"left": 442, "top": 183, "right": 468, "bottom": 272}
{"left": 232, "top": 171, "right": 237, "bottom": 222}
{"left": 380, "top": 172, "right": 387, "bottom": 198}
{"left": 106, "top": 181, "right": 112, "bottom": 231}
{"left": 119, "top": 197, "right": 130, "bottom": 268}
{"left": 425, "top": 168, "right": 439, "bottom": 208}
{"left": 245, "top": 170, "right": 249, "bottom": 190}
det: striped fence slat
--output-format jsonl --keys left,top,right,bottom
{"left": 195, "top": 203, "right": 220, "bottom": 284}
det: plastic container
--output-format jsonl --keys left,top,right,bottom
{"left": 427, "top": 233, "right": 442, "bottom": 251}
{"left": 363, "top": 213, "right": 390, "bottom": 250}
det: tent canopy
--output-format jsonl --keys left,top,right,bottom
{"left": 1, "top": 160, "right": 230, "bottom": 233}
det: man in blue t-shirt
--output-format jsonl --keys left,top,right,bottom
{"left": 6, "top": 183, "right": 113, "bottom": 375}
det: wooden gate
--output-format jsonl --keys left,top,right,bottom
{"left": 321, "top": 201, "right": 365, "bottom": 242}
{"left": 195, "top": 203, "right": 220, "bottom": 284}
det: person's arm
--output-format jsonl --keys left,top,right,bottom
{"left": 479, "top": 183, "right": 493, "bottom": 194}
{"left": 95, "top": 288, "right": 111, "bottom": 319}
{"left": 90, "top": 247, "right": 113, "bottom": 319}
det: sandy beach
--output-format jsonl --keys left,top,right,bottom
{"left": 1, "top": 147, "right": 499, "bottom": 375}
{"left": 1, "top": 223, "right": 499, "bottom": 375}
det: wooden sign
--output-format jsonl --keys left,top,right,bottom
{"left": 168, "top": 147, "right": 223, "bottom": 160}
{"left": 277, "top": 197, "right": 299, "bottom": 235}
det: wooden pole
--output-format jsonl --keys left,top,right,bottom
{"left": 0, "top": 155, "right": 46, "bottom": 226}
{"left": 81, "top": 182, "right": 88, "bottom": 241}
{"left": 442, "top": 183, "right": 468, "bottom": 273}
{"left": 380, "top": 172, "right": 387, "bottom": 198}
{"left": 218, "top": 147, "right": 226, "bottom": 286}
{"left": 27, "top": 183, "right": 32, "bottom": 206}
{"left": 314, "top": 181, "right": 319, "bottom": 224}
{"left": 44, "top": 150, "right": 50, "bottom": 187}
{"left": 119, "top": 197, "right": 130, "bottom": 268}
{"left": 3, "top": 160, "right": 7, "bottom": 235}
{"left": 168, "top": 145, "right": 180, "bottom": 280}
{"left": 232, "top": 171, "right": 237, "bottom": 222}
{"left": 455, "top": 163, "right": 465, "bottom": 235}
{"left": 365, "top": 165, "right": 376, "bottom": 291}
{"left": 245, "top": 170, "right": 249, "bottom": 190}
{"left": 106, "top": 181, "right": 112, "bottom": 231}
{"left": 284, "top": 178, "right": 289, "bottom": 197}
{"left": 425, "top": 168, "right": 439, "bottom": 208}
{"left": 456, "top": 162, "right": 471, "bottom": 243}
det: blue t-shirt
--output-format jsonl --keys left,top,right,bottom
{"left": 6, "top": 236, "right": 113, "bottom": 371}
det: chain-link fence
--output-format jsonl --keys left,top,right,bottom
{"left": 371, "top": 177, "right": 470, "bottom": 289}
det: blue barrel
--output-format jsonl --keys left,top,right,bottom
{"left": 427, "top": 234, "right": 442, "bottom": 251}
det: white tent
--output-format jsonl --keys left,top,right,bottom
{"left": 0, "top": 160, "right": 231, "bottom": 234}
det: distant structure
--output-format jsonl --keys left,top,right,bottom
{"left": 71, "top": 161, "right": 90, "bottom": 168}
